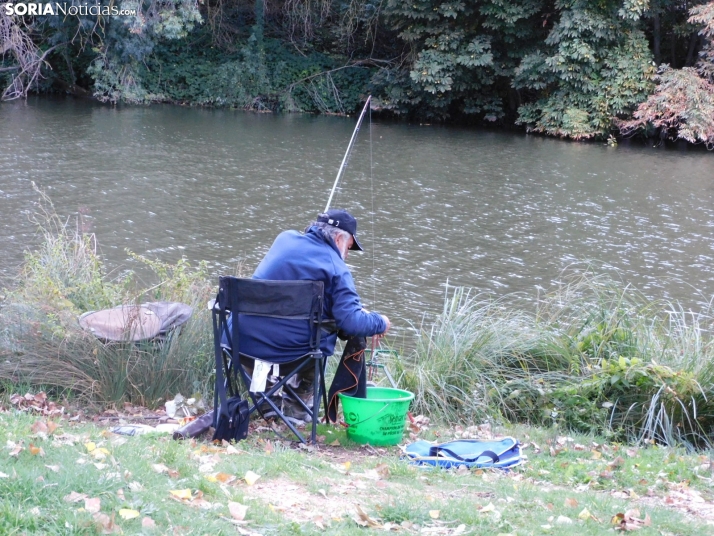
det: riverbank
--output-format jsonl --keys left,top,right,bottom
{"left": 1, "top": 408, "right": 713, "bottom": 535}
{"left": 3, "top": 191, "right": 714, "bottom": 449}
{"left": 3, "top": 2, "right": 714, "bottom": 147}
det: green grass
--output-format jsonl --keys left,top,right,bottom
{"left": 1, "top": 411, "right": 713, "bottom": 535}
{"left": 396, "top": 274, "right": 714, "bottom": 448}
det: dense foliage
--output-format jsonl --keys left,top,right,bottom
{"left": 1, "top": 0, "right": 714, "bottom": 145}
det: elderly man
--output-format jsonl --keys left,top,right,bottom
{"left": 236, "top": 208, "right": 390, "bottom": 422}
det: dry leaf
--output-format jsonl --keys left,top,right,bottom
{"left": 47, "top": 421, "right": 58, "bottom": 435}
{"left": 479, "top": 502, "right": 496, "bottom": 513}
{"left": 591, "top": 450, "right": 602, "bottom": 460}
{"left": 343, "top": 461, "right": 352, "bottom": 472}
{"left": 128, "top": 481, "right": 143, "bottom": 492}
{"left": 141, "top": 517, "right": 156, "bottom": 528}
{"left": 151, "top": 463, "right": 169, "bottom": 474}
{"left": 45, "top": 465, "right": 60, "bottom": 473}
{"left": 228, "top": 501, "right": 248, "bottom": 521}
{"left": 63, "top": 491, "right": 87, "bottom": 503}
{"left": 119, "top": 508, "right": 140, "bottom": 520}
{"left": 85, "top": 442, "right": 96, "bottom": 453}
{"left": 608, "top": 456, "right": 626, "bottom": 469}
{"left": 169, "top": 489, "right": 193, "bottom": 500}
{"left": 564, "top": 498, "right": 578, "bottom": 508}
{"left": 31, "top": 420, "right": 48, "bottom": 435}
{"left": 578, "top": 508, "right": 599, "bottom": 521}
{"left": 92, "top": 512, "right": 120, "bottom": 534}
{"left": 429, "top": 510, "right": 440, "bottom": 519}
{"left": 244, "top": 471, "right": 260, "bottom": 485}
{"left": 374, "top": 463, "right": 390, "bottom": 478}
{"left": 216, "top": 472, "right": 236, "bottom": 484}
{"left": 29, "top": 444, "right": 45, "bottom": 457}
{"left": 84, "top": 497, "right": 101, "bottom": 514}
{"left": 354, "top": 505, "right": 381, "bottom": 528}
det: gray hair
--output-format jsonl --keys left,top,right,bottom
{"left": 312, "top": 221, "right": 351, "bottom": 244}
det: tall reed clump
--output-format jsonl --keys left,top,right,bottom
{"left": 0, "top": 187, "right": 215, "bottom": 407}
{"left": 400, "top": 273, "right": 714, "bottom": 447}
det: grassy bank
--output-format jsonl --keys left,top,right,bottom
{"left": 1, "top": 410, "right": 713, "bottom": 535}
{"left": 398, "top": 276, "right": 714, "bottom": 448}
{"left": 3, "top": 192, "right": 714, "bottom": 448}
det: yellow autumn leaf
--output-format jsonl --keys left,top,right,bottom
{"left": 169, "top": 489, "right": 193, "bottom": 500}
{"left": 429, "top": 510, "right": 440, "bottom": 519}
{"left": 479, "top": 502, "right": 496, "bottom": 513}
{"left": 244, "top": 471, "right": 260, "bottom": 485}
{"left": 204, "top": 475, "right": 218, "bottom": 483}
{"left": 119, "top": 508, "right": 140, "bottom": 520}
{"left": 343, "top": 461, "right": 351, "bottom": 472}
{"left": 84, "top": 442, "right": 96, "bottom": 452}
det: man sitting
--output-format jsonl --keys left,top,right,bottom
{"left": 233, "top": 208, "right": 390, "bottom": 422}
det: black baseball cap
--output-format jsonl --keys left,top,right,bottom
{"left": 316, "top": 209, "right": 363, "bottom": 251}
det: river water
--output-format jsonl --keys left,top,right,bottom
{"left": 1, "top": 97, "right": 713, "bottom": 330}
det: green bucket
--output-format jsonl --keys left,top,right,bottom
{"left": 339, "top": 387, "right": 414, "bottom": 446}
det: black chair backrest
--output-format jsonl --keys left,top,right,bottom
{"left": 216, "top": 277, "right": 325, "bottom": 353}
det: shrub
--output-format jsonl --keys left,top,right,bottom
{"left": 0, "top": 188, "right": 215, "bottom": 407}
{"left": 404, "top": 273, "right": 714, "bottom": 447}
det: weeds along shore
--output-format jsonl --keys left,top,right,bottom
{"left": 2, "top": 193, "right": 714, "bottom": 448}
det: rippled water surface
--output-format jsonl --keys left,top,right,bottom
{"left": 1, "top": 97, "right": 714, "bottom": 327}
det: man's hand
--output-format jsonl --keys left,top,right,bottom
{"left": 379, "top": 315, "right": 391, "bottom": 336}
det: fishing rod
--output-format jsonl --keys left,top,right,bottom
{"left": 324, "top": 95, "right": 372, "bottom": 212}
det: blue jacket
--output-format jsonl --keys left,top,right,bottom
{"left": 231, "top": 226, "right": 387, "bottom": 362}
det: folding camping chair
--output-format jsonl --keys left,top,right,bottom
{"left": 212, "top": 277, "right": 329, "bottom": 444}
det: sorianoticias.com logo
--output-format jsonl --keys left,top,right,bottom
{"left": 3, "top": 2, "right": 137, "bottom": 15}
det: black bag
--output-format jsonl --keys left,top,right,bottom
{"left": 212, "top": 397, "right": 249, "bottom": 442}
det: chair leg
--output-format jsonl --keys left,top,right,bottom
{"left": 311, "top": 357, "right": 321, "bottom": 443}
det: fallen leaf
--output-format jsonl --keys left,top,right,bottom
{"left": 479, "top": 502, "right": 496, "bottom": 513}
{"left": 244, "top": 471, "right": 260, "bottom": 486}
{"left": 216, "top": 472, "right": 236, "bottom": 484}
{"left": 128, "top": 481, "right": 143, "bottom": 492}
{"left": 92, "top": 512, "right": 120, "bottom": 534}
{"left": 374, "top": 463, "right": 390, "bottom": 478}
{"left": 429, "top": 510, "right": 440, "bottom": 519}
{"left": 591, "top": 450, "right": 602, "bottom": 460}
{"left": 84, "top": 497, "right": 101, "bottom": 514}
{"left": 343, "top": 461, "right": 352, "bottom": 472}
{"left": 119, "top": 508, "right": 140, "bottom": 520}
{"left": 0, "top": 472, "right": 9, "bottom": 478}
{"left": 578, "top": 508, "right": 598, "bottom": 521}
{"left": 228, "top": 501, "right": 248, "bottom": 521}
{"left": 85, "top": 442, "right": 96, "bottom": 453}
{"left": 116, "top": 489, "right": 125, "bottom": 500}
{"left": 47, "top": 421, "right": 58, "bottom": 435}
{"left": 141, "top": 517, "right": 156, "bottom": 528}
{"left": 556, "top": 515, "right": 573, "bottom": 525}
{"left": 93, "top": 463, "right": 107, "bottom": 470}
{"left": 169, "top": 489, "right": 193, "bottom": 500}
{"left": 151, "top": 463, "right": 169, "bottom": 474}
{"left": 354, "top": 505, "right": 381, "bottom": 528}
{"left": 564, "top": 498, "right": 578, "bottom": 508}
{"left": 45, "top": 465, "right": 60, "bottom": 473}
{"left": 31, "top": 420, "right": 49, "bottom": 435}
{"left": 63, "top": 491, "right": 87, "bottom": 503}
{"left": 608, "top": 456, "right": 626, "bottom": 469}
{"left": 29, "top": 444, "right": 45, "bottom": 457}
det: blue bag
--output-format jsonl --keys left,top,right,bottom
{"left": 404, "top": 437, "right": 522, "bottom": 469}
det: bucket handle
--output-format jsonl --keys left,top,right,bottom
{"left": 345, "top": 401, "right": 392, "bottom": 427}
